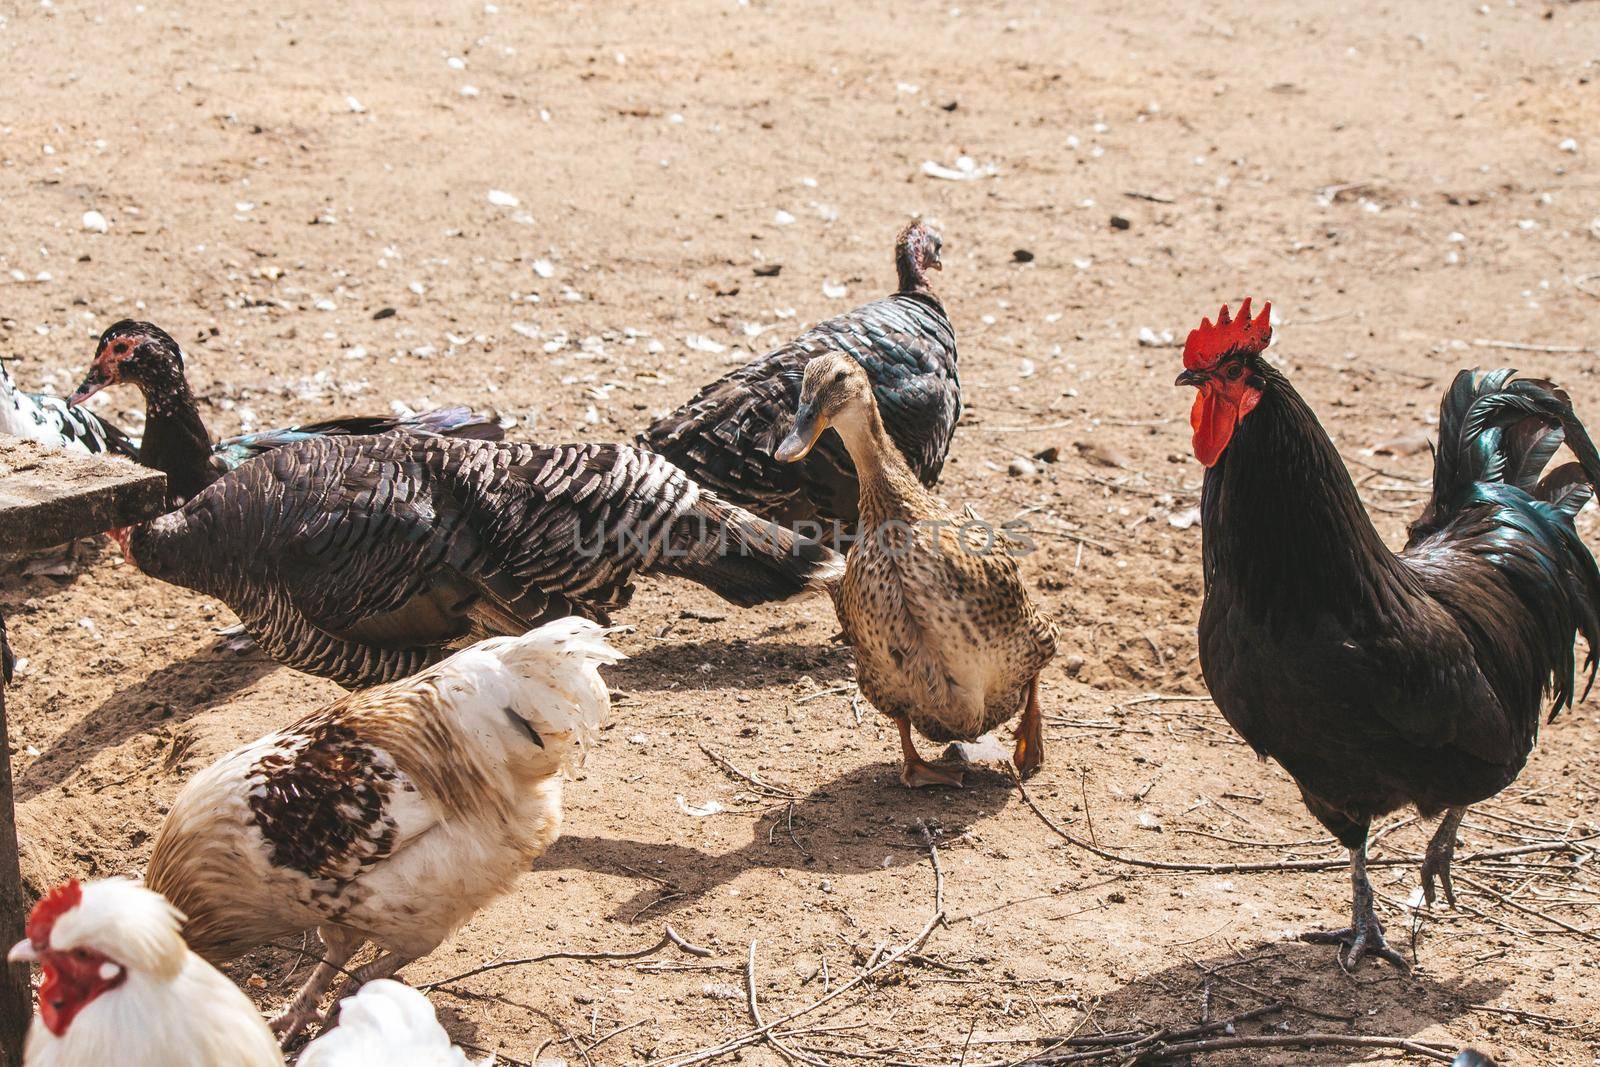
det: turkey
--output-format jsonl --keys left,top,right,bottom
{"left": 146, "top": 621, "right": 623, "bottom": 1040}
{"left": 114, "top": 434, "right": 841, "bottom": 688}
{"left": 0, "top": 355, "right": 137, "bottom": 457}
{"left": 6, "top": 877, "right": 282, "bottom": 1067}
{"left": 68, "top": 320, "right": 501, "bottom": 504}
{"left": 641, "top": 219, "right": 960, "bottom": 533}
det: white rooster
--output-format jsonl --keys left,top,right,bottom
{"left": 6, "top": 877, "right": 283, "bottom": 1067}
{"left": 6, "top": 879, "right": 501, "bottom": 1065}
{"left": 146, "top": 619, "right": 623, "bottom": 1039}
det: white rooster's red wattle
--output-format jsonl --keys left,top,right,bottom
{"left": 145, "top": 619, "right": 624, "bottom": 1039}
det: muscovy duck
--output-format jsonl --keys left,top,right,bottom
{"left": 0, "top": 355, "right": 137, "bottom": 457}
{"left": 113, "top": 434, "right": 842, "bottom": 689}
{"left": 641, "top": 219, "right": 960, "bottom": 533}
{"left": 69, "top": 321, "right": 501, "bottom": 504}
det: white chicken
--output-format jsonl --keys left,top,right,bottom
{"left": 6, "top": 877, "right": 282, "bottom": 1067}
{"left": 145, "top": 618, "right": 623, "bottom": 1039}
{"left": 297, "top": 980, "right": 492, "bottom": 1066}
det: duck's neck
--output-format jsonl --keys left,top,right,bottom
{"left": 135, "top": 366, "right": 215, "bottom": 503}
{"left": 831, "top": 402, "right": 937, "bottom": 524}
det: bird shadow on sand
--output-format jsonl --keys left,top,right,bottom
{"left": 1024, "top": 937, "right": 1504, "bottom": 1063}
{"left": 542, "top": 759, "right": 1020, "bottom": 922}
{"left": 608, "top": 635, "right": 854, "bottom": 692}
{"left": 16, "top": 637, "right": 277, "bottom": 801}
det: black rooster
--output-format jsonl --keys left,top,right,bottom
{"left": 640, "top": 219, "right": 959, "bottom": 534}
{"left": 1179, "top": 299, "right": 1600, "bottom": 969}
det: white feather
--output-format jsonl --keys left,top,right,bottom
{"left": 297, "top": 980, "right": 492, "bottom": 1067}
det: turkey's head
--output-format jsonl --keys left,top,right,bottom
{"left": 69, "top": 320, "right": 185, "bottom": 407}
{"left": 895, "top": 219, "right": 943, "bottom": 292}
{"left": 7, "top": 879, "right": 186, "bottom": 1036}
{"left": 776, "top": 352, "right": 874, "bottom": 462}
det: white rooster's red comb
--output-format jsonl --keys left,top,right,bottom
{"left": 1183, "top": 298, "right": 1273, "bottom": 371}
{"left": 27, "top": 879, "right": 82, "bottom": 947}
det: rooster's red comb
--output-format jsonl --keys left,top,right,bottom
{"left": 1183, "top": 298, "right": 1273, "bottom": 371}
{"left": 27, "top": 879, "right": 81, "bottom": 947}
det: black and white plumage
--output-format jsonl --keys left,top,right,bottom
{"left": 121, "top": 434, "right": 842, "bottom": 689}
{"left": 0, "top": 357, "right": 137, "bottom": 458}
{"left": 70, "top": 321, "right": 502, "bottom": 505}
{"left": 641, "top": 220, "right": 960, "bottom": 530}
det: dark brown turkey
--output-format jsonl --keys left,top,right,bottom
{"left": 640, "top": 220, "right": 960, "bottom": 533}
{"left": 116, "top": 435, "right": 843, "bottom": 689}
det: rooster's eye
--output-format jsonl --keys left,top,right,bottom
{"left": 1225, "top": 363, "right": 1244, "bottom": 381}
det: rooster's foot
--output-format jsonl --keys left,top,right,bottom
{"left": 1300, "top": 918, "right": 1410, "bottom": 972}
{"left": 1422, "top": 806, "right": 1466, "bottom": 907}
{"left": 269, "top": 1005, "right": 326, "bottom": 1045}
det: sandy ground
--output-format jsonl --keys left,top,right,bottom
{"left": 3, "top": 0, "right": 1600, "bottom": 1063}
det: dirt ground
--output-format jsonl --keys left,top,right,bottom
{"left": 3, "top": 0, "right": 1599, "bottom": 1063}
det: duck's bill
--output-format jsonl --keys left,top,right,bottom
{"left": 66, "top": 368, "right": 110, "bottom": 407}
{"left": 775, "top": 407, "right": 825, "bottom": 463}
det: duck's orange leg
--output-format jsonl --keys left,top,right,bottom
{"left": 1012, "top": 675, "right": 1045, "bottom": 780}
{"left": 895, "top": 716, "right": 964, "bottom": 788}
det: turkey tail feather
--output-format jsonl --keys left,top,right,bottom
{"left": 660, "top": 492, "right": 844, "bottom": 606}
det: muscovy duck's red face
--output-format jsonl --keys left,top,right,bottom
{"left": 1173, "top": 298, "right": 1273, "bottom": 466}
{"left": 6, "top": 880, "right": 128, "bottom": 1037}
{"left": 68, "top": 320, "right": 182, "bottom": 406}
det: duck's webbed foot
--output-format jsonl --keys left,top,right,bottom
{"left": 894, "top": 716, "right": 964, "bottom": 788}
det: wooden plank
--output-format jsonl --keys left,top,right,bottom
{"left": 0, "top": 440, "right": 165, "bottom": 1063}
{"left": 0, "top": 634, "right": 27, "bottom": 1066}
{"left": 0, "top": 435, "right": 166, "bottom": 552}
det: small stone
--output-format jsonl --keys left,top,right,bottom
{"left": 1008, "top": 457, "right": 1037, "bottom": 477}
{"left": 1033, "top": 445, "right": 1061, "bottom": 463}
{"left": 1109, "top": 215, "right": 1131, "bottom": 230}
{"left": 1012, "top": 248, "right": 1035, "bottom": 263}
{"left": 1063, "top": 654, "right": 1086, "bottom": 676}
{"left": 372, "top": 307, "right": 397, "bottom": 320}
{"left": 81, "top": 210, "right": 109, "bottom": 233}
{"left": 753, "top": 262, "right": 782, "bottom": 277}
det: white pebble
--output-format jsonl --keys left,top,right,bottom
{"left": 80, "top": 210, "right": 108, "bottom": 233}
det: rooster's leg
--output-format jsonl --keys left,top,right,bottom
{"left": 332, "top": 949, "right": 415, "bottom": 1002}
{"left": 1421, "top": 806, "right": 1466, "bottom": 907}
{"left": 1299, "top": 844, "right": 1411, "bottom": 972}
{"left": 895, "top": 716, "right": 963, "bottom": 788}
{"left": 270, "top": 928, "right": 361, "bottom": 1043}
{"left": 1012, "top": 675, "right": 1045, "bottom": 780}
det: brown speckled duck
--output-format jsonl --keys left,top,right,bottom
{"left": 776, "top": 351, "right": 1058, "bottom": 787}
